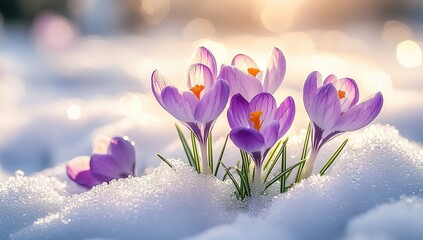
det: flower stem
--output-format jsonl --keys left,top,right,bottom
{"left": 300, "top": 149, "right": 318, "bottom": 180}
{"left": 200, "top": 142, "right": 211, "bottom": 174}
{"left": 253, "top": 165, "right": 262, "bottom": 190}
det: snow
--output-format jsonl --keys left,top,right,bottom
{"left": 9, "top": 160, "right": 239, "bottom": 240}
{"left": 343, "top": 196, "right": 423, "bottom": 240}
{"left": 189, "top": 124, "right": 423, "bottom": 240}
{"left": 0, "top": 125, "right": 422, "bottom": 240}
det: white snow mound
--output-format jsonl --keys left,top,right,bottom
{"left": 11, "top": 160, "right": 238, "bottom": 240}
{"left": 189, "top": 125, "right": 423, "bottom": 240}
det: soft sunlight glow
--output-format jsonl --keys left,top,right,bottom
{"left": 183, "top": 18, "right": 215, "bottom": 40}
{"left": 396, "top": 40, "right": 422, "bottom": 68}
{"left": 117, "top": 93, "right": 142, "bottom": 116}
{"left": 67, "top": 104, "right": 82, "bottom": 120}
{"left": 139, "top": 0, "right": 170, "bottom": 24}
{"left": 260, "top": 0, "right": 302, "bottom": 32}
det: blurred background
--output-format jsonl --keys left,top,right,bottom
{"left": 0, "top": 0, "right": 422, "bottom": 175}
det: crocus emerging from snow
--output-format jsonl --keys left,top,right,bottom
{"left": 227, "top": 92, "right": 295, "bottom": 188}
{"left": 218, "top": 47, "right": 286, "bottom": 100}
{"left": 67, "top": 136, "right": 136, "bottom": 188}
{"left": 301, "top": 71, "right": 384, "bottom": 179}
{"left": 151, "top": 47, "right": 230, "bottom": 174}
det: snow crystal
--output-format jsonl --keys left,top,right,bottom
{"left": 189, "top": 125, "right": 423, "bottom": 240}
{"left": 0, "top": 172, "right": 66, "bottom": 239}
{"left": 343, "top": 196, "right": 423, "bottom": 240}
{"left": 11, "top": 160, "right": 239, "bottom": 240}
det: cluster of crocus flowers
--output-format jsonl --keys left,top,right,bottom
{"left": 227, "top": 93, "right": 295, "bottom": 188}
{"left": 67, "top": 136, "right": 136, "bottom": 188}
{"left": 151, "top": 47, "right": 230, "bottom": 174}
{"left": 301, "top": 71, "right": 384, "bottom": 179}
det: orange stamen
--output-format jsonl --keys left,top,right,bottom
{"left": 338, "top": 90, "right": 346, "bottom": 99}
{"left": 249, "top": 111, "right": 263, "bottom": 131}
{"left": 247, "top": 68, "right": 260, "bottom": 77}
{"left": 190, "top": 84, "right": 205, "bottom": 100}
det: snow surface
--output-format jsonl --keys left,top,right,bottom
{"left": 1, "top": 125, "right": 423, "bottom": 240}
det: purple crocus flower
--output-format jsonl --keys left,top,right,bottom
{"left": 227, "top": 92, "right": 295, "bottom": 187}
{"left": 218, "top": 47, "right": 286, "bottom": 100}
{"left": 67, "top": 136, "right": 136, "bottom": 188}
{"left": 301, "top": 71, "right": 384, "bottom": 179}
{"left": 151, "top": 47, "right": 230, "bottom": 174}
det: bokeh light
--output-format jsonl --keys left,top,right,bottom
{"left": 396, "top": 40, "right": 422, "bottom": 68}
{"left": 67, "top": 104, "right": 82, "bottom": 120}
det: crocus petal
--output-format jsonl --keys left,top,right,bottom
{"left": 194, "top": 80, "right": 230, "bottom": 123}
{"left": 309, "top": 84, "right": 342, "bottom": 131}
{"left": 108, "top": 137, "right": 136, "bottom": 175}
{"left": 324, "top": 76, "right": 359, "bottom": 112}
{"left": 249, "top": 92, "right": 276, "bottom": 124}
{"left": 227, "top": 93, "right": 250, "bottom": 128}
{"left": 161, "top": 86, "right": 196, "bottom": 122}
{"left": 192, "top": 47, "right": 217, "bottom": 79}
{"left": 230, "top": 127, "right": 265, "bottom": 153}
{"left": 263, "top": 47, "right": 286, "bottom": 94}
{"left": 66, "top": 156, "right": 101, "bottom": 188}
{"left": 303, "top": 71, "right": 321, "bottom": 115}
{"left": 218, "top": 65, "right": 263, "bottom": 101}
{"left": 151, "top": 70, "right": 168, "bottom": 108}
{"left": 187, "top": 63, "right": 214, "bottom": 93}
{"left": 231, "top": 53, "right": 259, "bottom": 74}
{"left": 274, "top": 96, "right": 296, "bottom": 138}
{"left": 90, "top": 154, "right": 124, "bottom": 182}
{"left": 334, "top": 92, "right": 383, "bottom": 132}
{"left": 260, "top": 120, "right": 280, "bottom": 153}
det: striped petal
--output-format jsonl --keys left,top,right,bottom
{"left": 192, "top": 47, "right": 217, "bottom": 79}
{"left": 161, "top": 86, "right": 197, "bottom": 122}
{"left": 194, "top": 80, "right": 230, "bottom": 123}
{"left": 324, "top": 76, "right": 359, "bottom": 112}
{"left": 218, "top": 65, "right": 263, "bottom": 101}
{"left": 309, "top": 84, "right": 341, "bottom": 132}
{"left": 227, "top": 93, "right": 250, "bottom": 128}
{"left": 263, "top": 47, "right": 286, "bottom": 94}
{"left": 334, "top": 92, "right": 383, "bottom": 132}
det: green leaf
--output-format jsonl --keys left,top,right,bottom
{"left": 175, "top": 124, "right": 196, "bottom": 170}
{"left": 265, "top": 159, "right": 306, "bottom": 190}
{"left": 156, "top": 153, "right": 174, "bottom": 169}
{"left": 235, "top": 168, "right": 251, "bottom": 197}
{"left": 264, "top": 138, "right": 288, "bottom": 183}
{"left": 214, "top": 135, "right": 229, "bottom": 177}
{"left": 263, "top": 140, "right": 282, "bottom": 171}
{"left": 190, "top": 132, "right": 201, "bottom": 173}
{"left": 221, "top": 162, "right": 243, "bottom": 199}
{"left": 295, "top": 123, "right": 311, "bottom": 183}
{"left": 320, "top": 139, "right": 348, "bottom": 176}
{"left": 208, "top": 133, "right": 214, "bottom": 174}
{"left": 280, "top": 138, "right": 288, "bottom": 193}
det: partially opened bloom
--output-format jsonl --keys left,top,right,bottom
{"left": 218, "top": 47, "right": 286, "bottom": 100}
{"left": 151, "top": 47, "right": 230, "bottom": 174}
{"left": 301, "top": 71, "right": 384, "bottom": 178}
{"left": 67, "top": 136, "right": 136, "bottom": 188}
{"left": 228, "top": 92, "right": 295, "bottom": 187}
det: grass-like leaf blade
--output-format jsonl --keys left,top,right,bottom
{"left": 320, "top": 139, "right": 348, "bottom": 176}
{"left": 295, "top": 123, "right": 311, "bottom": 183}
{"left": 214, "top": 135, "right": 229, "bottom": 177}
{"left": 263, "top": 140, "right": 282, "bottom": 171}
{"left": 280, "top": 139, "right": 288, "bottom": 193}
{"left": 190, "top": 132, "right": 201, "bottom": 173}
{"left": 175, "top": 124, "right": 196, "bottom": 171}
{"left": 264, "top": 138, "right": 288, "bottom": 183}
{"left": 156, "top": 153, "right": 174, "bottom": 169}
{"left": 266, "top": 159, "right": 306, "bottom": 190}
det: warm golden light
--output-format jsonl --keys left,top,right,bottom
{"left": 396, "top": 40, "right": 422, "bottom": 68}
{"left": 67, "top": 104, "right": 82, "bottom": 120}
{"left": 117, "top": 93, "right": 142, "bottom": 116}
